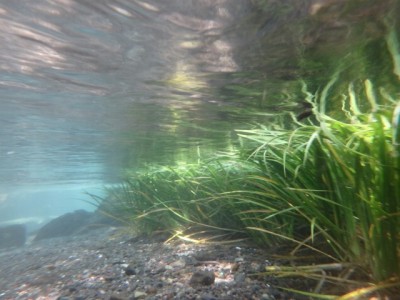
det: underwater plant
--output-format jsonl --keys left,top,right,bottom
{"left": 236, "top": 77, "right": 400, "bottom": 297}
{"left": 92, "top": 75, "right": 400, "bottom": 297}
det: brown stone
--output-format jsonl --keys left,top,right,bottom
{"left": 189, "top": 270, "right": 215, "bottom": 286}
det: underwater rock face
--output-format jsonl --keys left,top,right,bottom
{"left": 0, "top": 224, "right": 26, "bottom": 249}
{"left": 33, "top": 209, "right": 92, "bottom": 241}
{"left": 32, "top": 209, "right": 123, "bottom": 242}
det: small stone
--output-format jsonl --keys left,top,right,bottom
{"left": 234, "top": 272, "right": 246, "bottom": 283}
{"left": 170, "top": 259, "right": 186, "bottom": 268}
{"left": 189, "top": 270, "right": 215, "bottom": 286}
{"left": 231, "top": 262, "right": 240, "bottom": 272}
{"left": 252, "top": 284, "right": 261, "bottom": 292}
{"left": 261, "top": 293, "right": 274, "bottom": 300}
{"left": 234, "top": 257, "right": 244, "bottom": 263}
{"left": 125, "top": 265, "right": 136, "bottom": 275}
{"left": 176, "top": 291, "right": 185, "bottom": 299}
{"left": 146, "top": 286, "right": 157, "bottom": 294}
{"left": 133, "top": 290, "right": 147, "bottom": 299}
{"left": 104, "top": 276, "right": 115, "bottom": 282}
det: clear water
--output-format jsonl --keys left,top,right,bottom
{"left": 0, "top": 1, "right": 397, "bottom": 225}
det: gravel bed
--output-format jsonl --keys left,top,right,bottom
{"left": 0, "top": 227, "right": 300, "bottom": 300}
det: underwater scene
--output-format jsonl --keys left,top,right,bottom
{"left": 0, "top": 0, "right": 399, "bottom": 299}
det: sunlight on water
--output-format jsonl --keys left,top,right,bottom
{"left": 0, "top": 0, "right": 257, "bottom": 187}
{"left": 0, "top": 0, "right": 396, "bottom": 219}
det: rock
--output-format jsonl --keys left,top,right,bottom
{"left": 261, "top": 293, "right": 275, "bottom": 300}
{"left": 133, "top": 290, "right": 147, "bottom": 299}
{"left": 234, "top": 272, "right": 246, "bottom": 283}
{"left": 32, "top": 209, "right": 124, "bottom": 242}
{"left": 145, "top": 285, "right": 158, "bottom": 294}
{"left": 33, "top": 210, "right": 92, "bottom": 241}
{"left": 0, "top": 224, "right": 26, "bottom": 248}
{"left": 189, "top": 270, "right": 215, "bottom": 286}
{"left": 125, "top": 264, "right": 136, "bottom": 276}
{"left": 170, "top": 259, "right": 186, "bottom": 268}
{"left": 234, "top": 257, "right": 244, "bottom": 263}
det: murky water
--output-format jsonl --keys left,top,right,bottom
{"left": 0, "top": 0, "right": 398, "bottom": 221}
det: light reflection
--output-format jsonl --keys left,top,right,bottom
{"left": 109, "top": 4, "right": 132, "bottom": 17}
{"left": 0, "top": 0, "right": 249, "bottom": 186}
{"left": 134, "top": 0, "right": 160, "bottom": 12}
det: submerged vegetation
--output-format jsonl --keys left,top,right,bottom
{"left": 90, "top": 2, "right": 400, "bottom": 298}
{"left": 91, "top": 75, "right": 400, "bottom": 298}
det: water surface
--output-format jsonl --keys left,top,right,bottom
{"left": 0, "top": 0, "right": 397, "bottom": 220}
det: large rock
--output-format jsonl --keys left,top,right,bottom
{"left": 33, "top": 209, "right": 92, "bottom": 241}
{"left": 0, "top": 224, "right": 26, "bottom": 249}
{"left": 33, "top": 209, "right": 123, "bottom": 242}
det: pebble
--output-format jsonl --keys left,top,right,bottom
{"left": 0, "top": 227, "right": 294, "bottom": 300}
{"left": 133, "top": 290, "right": 147, "bottom": 298}
{"left": 189, "top": 270, "right": 215, "bottom": 286}
{"left": 234, "top": 272, "right": 246, "bottom": 283}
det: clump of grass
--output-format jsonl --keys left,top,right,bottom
{"left": 236, "top": 77, "right": 400, "bottom": 296}
{"left": 91, "top": 161, "right": 260, "bottom": 240}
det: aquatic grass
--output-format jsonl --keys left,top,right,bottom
{"left": 92, "top": 76, "right": 400, "bottom": 296}
{"left": 237, "top": 79, "right": 400, "bottom": 288}
{"left": 93, "top": 161, "right": 257, "bottom": 237}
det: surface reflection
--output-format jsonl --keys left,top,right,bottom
{"left": 0, "top": 0, "right": 395, "bottom": 188}
{"left": 0, "top": 0, "right": 258, "bottom": 187}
